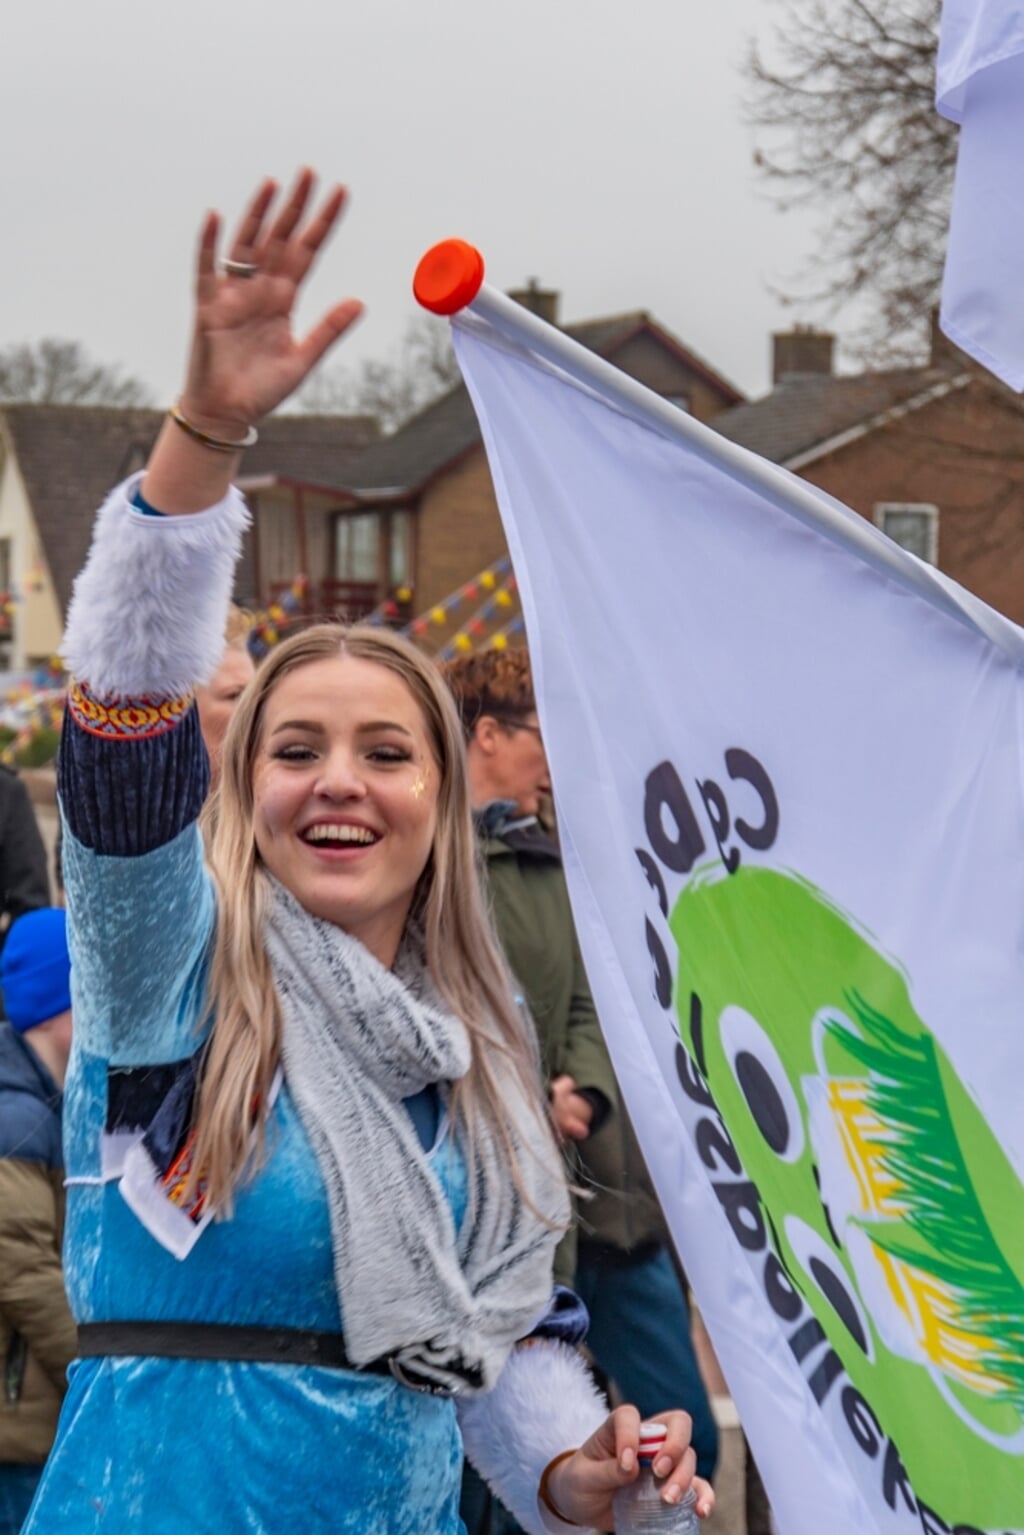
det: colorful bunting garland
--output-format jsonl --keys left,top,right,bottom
{"left": 364, "top": 585, "right": 415, "bottom": 629}
{"left": 248, "top": 576, "right": 309, "bottom": 659}
{"left": 486, "top": 614, "right": 526, "bottom": 652}
{"left": 405, "top": 556, "right": 512, "bottom": 640}
{"left": 435, "top": 574, "right": 521, "bottom": 661}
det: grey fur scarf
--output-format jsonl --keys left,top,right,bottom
{"left": 266, "top": 881, "right": 568, "bottom": 1395}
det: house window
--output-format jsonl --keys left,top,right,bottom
{"left": 875, "top": 503, "right": 939, "bottom": 565}
{"left": 335, "top": 512, "right": 380, "bottom": 584}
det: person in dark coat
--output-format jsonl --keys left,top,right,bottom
{"left": 0, "top": 767, "right": 50, "bottom": 937}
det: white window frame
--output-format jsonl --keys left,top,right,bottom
{"left": 874, "top": 502, "right": 939, "bottom": 566}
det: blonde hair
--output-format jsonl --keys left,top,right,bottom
{"left": 192, "top": 623, "right": 558, "bottom": 1213}
{"left": 223, "top": 602, "right": 253, "bottom": 652}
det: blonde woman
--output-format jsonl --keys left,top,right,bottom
{"left": 196, "top": 603, "right": 256, "bottom": 787}
{"left": 27, "top": 174, "right": 715, "bottom": 1534}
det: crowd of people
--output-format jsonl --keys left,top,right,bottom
{"left": 0, "top": 172, "right": 729, "bottom": 1534}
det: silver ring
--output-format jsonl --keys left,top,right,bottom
{"left": 221, "top": 258, "right": 260, "bottom": 279}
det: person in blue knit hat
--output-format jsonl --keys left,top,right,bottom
{"left": 0, "top": 909, "right": 76, "bottom": 1535}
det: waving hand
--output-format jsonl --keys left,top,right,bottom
{"left": 179, "top": 169, "right": 363, "bottom": 437}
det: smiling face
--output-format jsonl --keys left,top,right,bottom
{"left": 252, "top": 654, "right": 440, "bottom": 966}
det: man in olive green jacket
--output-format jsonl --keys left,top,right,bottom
{"left": 478, "top": 806, "right": 620, "bottom": 1252}
{"left": 0, "top": 910, "right": 76, "bottom": 1534}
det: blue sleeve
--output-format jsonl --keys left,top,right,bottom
{"left": 62, "top": 817, "right": 215, "bottom": 1067}
{"left": 57, "top": 689, "right": 215, "bottom": 1067}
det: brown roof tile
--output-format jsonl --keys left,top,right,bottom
{"left": 341, "top": 387, "right": 482, "bottom": 498}
{"left": 565, "top": 313, "right": 744, "bottom": 405}
{"left": 246, "top": 412, "right": 379, "bottom": 484}
{"left": 711, "top": 366, "right": 962, "bottom": 466}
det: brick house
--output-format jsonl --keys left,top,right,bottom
{"left": 0, "top": 405, "right": 378, "bottom": 669}
{"left": 9, "top": 301, "right": 1020, "bottom": 669}
{"left": 713, "top": 325, "right": 1024, "bottom": 626}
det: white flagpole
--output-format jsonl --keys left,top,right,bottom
{"left": 414, "top": 239, "right": 1024, "bottom": 665}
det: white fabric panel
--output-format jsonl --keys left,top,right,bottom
{"left": 452, "top": 310, "right": 1024, "bottom": 1535}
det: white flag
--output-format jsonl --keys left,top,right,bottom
{"left": 938, "top": 1, "right": 1024, "bottom": 388}
{"left": 452, "top": 309, "right": 1024, "bottom": 1535}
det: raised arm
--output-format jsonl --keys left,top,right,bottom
{"left": 142, "top": 170, "right": 362, "bottom": 517}
{"left": 58, "top": 172, "right": 362, "bottom": 1066}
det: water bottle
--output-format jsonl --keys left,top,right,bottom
{"left": 612, "top": 1421, "right": 699, "bottom": 1532}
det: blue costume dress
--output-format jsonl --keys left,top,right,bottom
{"left": 25, "top": 699, "right": 470, "bottom": 1533}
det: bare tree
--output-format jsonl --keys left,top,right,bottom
{"left": 0, "top": 338, "right": 152, "bottom": 406}
{"left": 296, "top": 313, "right": 460, "bottom": 432}
{"left": 747, "top": 0, "right": 956, "bottom": 360}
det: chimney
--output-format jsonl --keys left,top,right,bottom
{"left": 772, "top": 326, "right": 834, "bottom": 384}
{"left": 507, "top": 278, "right": 560, "bottom": 327}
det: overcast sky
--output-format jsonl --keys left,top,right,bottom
{"left": 3, "top": 0, "right": 825, "bottom": 407}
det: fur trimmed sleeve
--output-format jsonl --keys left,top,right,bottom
{"left": 456, "top": 1341, "right": 609, "bottom": 1535}
{"left": 61, "top": 473, "right": 251, "bottom": 698}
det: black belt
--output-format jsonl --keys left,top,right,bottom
{"left": 76, "top": 1322, "right": 458, "bottom": 1396}
{"left": 77, "top": 1321, "right": 385, "bottom": 1374}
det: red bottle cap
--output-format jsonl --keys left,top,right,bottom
{"left": 638, "top": 1421, "right": 668, "bottom": 1460}
{"left": 414, "top": 239, "right": 485, "bottom": 315}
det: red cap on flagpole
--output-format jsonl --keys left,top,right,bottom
{"left": 414, "top": 240, "right": 485, "bottom": 315}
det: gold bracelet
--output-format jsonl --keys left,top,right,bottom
{"left": 169, "top": 401, "right": 258, "bottom": 454}
{"left": 538, "top": 1449, "right": 585, "bottom": 1527}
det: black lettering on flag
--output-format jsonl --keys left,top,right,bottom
{"left": 807, "top": 1347, "right": 844, "bottom": 1405}
{"left": 644, "top": 761, "right": 706, "bottom": 874}
{"left": 698, "top": 776, "right": 740, "bottom": 874}
{"left": 635, "top": 848, "right": 668, "bottom": 917}
{"left": 675, "top": 1044, "right": 715, "bottom": 1110}
{"left": 645, "top": 918, "right": 673, "bottom": 1009}
{"left": 726, "top": 748, "right": 780, "bottom": 852}
{"left": 788, "top": 1316, "right": 827, "bottom": 1364}
{"left": 696, "top": 1117, "right": 742, "bottom": 1176}
{"left": 714, "top": 1180, "right": 767, "bottom": 1252}
{"left": 840, "top": 1386, "right": 882, "bottom": 1459}
{"left": 764, "top": 1253, "right": 802, "bottom": 1324}
{"left": 917, "top": 1502, "right": 951, "bottom": 1535}
{"left": 883, "top": 1437, "right": 917, "bottom": 1515}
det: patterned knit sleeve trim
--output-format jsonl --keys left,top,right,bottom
{"left": 61, "top": 473, "right": 250, "bottom": 700}
{"left": 58, "top": 696, "right": 209, "bottom": 857}
{"left": 68, "top": 679, "right": 195, "bottom": 741}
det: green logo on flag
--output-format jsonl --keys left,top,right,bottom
{"left": 672, "top": 866, "right": 1024, "bottom": 1528}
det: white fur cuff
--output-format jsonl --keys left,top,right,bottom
{"left": 457, "top": 1341, "right": 608, "bottom": 1535}
{"left": 61, "top": 473, "right": 251, "bottom": 698}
